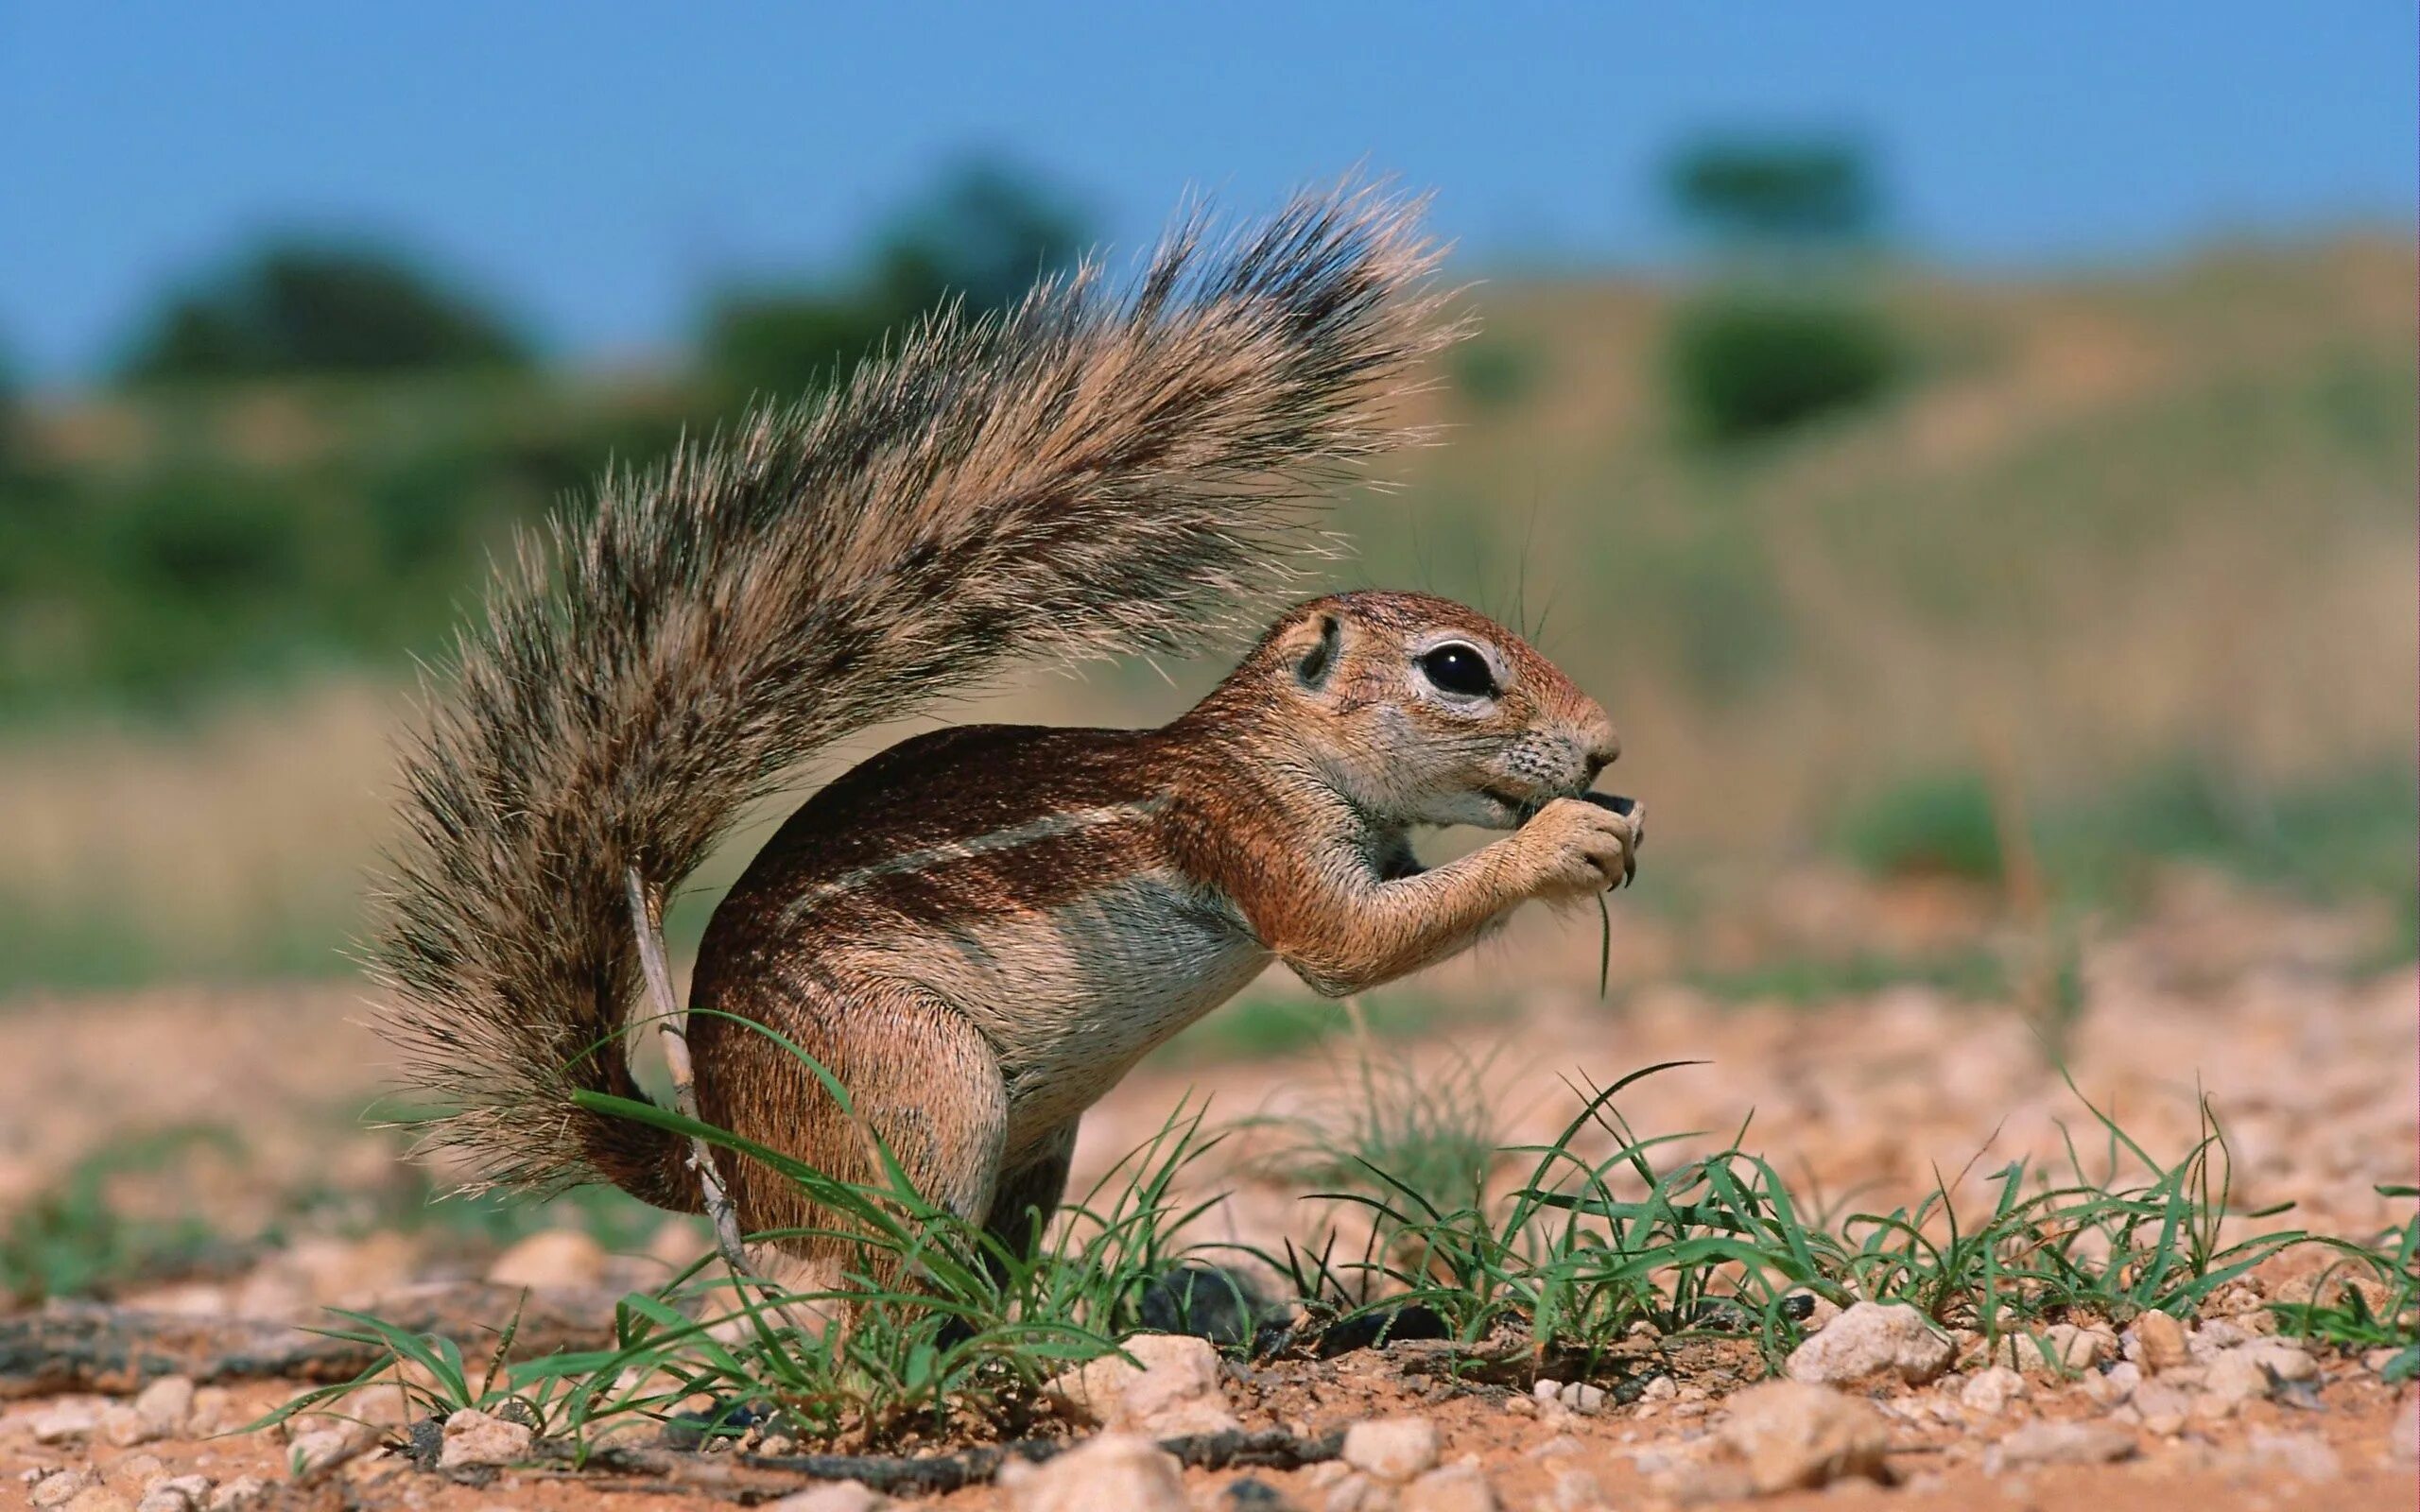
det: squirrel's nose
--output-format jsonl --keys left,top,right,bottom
{"left": 1581, "top": 717, "right": 1621, "bottom": 782}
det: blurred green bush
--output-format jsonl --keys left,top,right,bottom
{"left": 1837, "top": 768, "right": 2005, "bottom": 883}
{"left": 118, "top": 243, "right": 529, "bottom": 384}
{"left": 1665, "top": 293, "right": 1900, "bottom": 443}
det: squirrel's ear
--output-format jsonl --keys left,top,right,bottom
{"left": 1293, "top": 614, "right": 1342, "bottom": 692}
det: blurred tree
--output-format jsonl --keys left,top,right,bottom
{"left": 1665, "top": 135, "right": 1878, "bottom": 252}
{"left": 702, "top": 160, "right": 1087, "bottom": 400}
{"left": 118, "top": 242, "right": 530, "bottom": 383}
{"left": 1659, "top": 133, "right": 1899, "bottom": 443}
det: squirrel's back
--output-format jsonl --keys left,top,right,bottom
{"left": 372, "top": 180, "right": 1455, "bottom": 1201}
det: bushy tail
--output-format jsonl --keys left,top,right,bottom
{"left": 372, "top": 180, "right": 1456, "bottom": 1201}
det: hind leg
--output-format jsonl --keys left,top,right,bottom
{"left": 979, "top": 1122, "right": 1080, "bottom": 1268}
{"left": 692, "top": 976, "right": 1009, "bottom": 1263}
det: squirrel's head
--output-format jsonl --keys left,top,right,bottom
{"left": 1216, "top": 591, "right": 1620, "bottom": 831}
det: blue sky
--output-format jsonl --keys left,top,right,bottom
{"left": 8, "top": 2, "right": 2411, "bottom": 383}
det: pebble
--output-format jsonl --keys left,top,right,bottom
{"left": 101, "top": 1403, "right": 160, "bottom": 1448}
{"left": 2237, "top": 1339, "right": 2318, "bottom": 1383}
{"left": 287, "top": 1425, "right": 362, "bottom": 1477}
{"left": 34, "top": 1402, "right": 102, "bottom": 1444}
{"left": 2131, "top": 1312, "right": 2191, "bottom": 1374}
{"left": 204, "top": 1478, "right": 272, "bottom": 1512}
{"left": 138, "top": 1478, "right": 212, "bottom": 1511}
{"left": 1342, "top": 1417, "right": 1443, "bottom": 1484}
{"left": 999, "top": 1434, "right": 1184, "bottom": 1512}
{"left": 1986, "top": 1421, "right": 2136, "bottom": 1471}
{"left": 2188, "top": 1319, "right": 2253, "bottom": 1359}
{"left": 1959, "top": 1366, "right": 2028, "bottom": 1415}
{"left": 136, "top": 1378, "right": 196, "bottom": 1436}
{"left": 765, "top": 1483, "right": 890, "bottom": 1512}
{"left": 1549, "top": 1468, "right": 1606, "bottom": 1510}
{"left": 32, "top": 1471, "right": 95, "bottom": 1509}
{"left": 1787, "top": 1301, "right": 1956, "bottom": 1385}
{"left": 1045, "top": 1334, "right": 1240, "bottom": 1436}
{"left": 186, "top": 1388, "right": 233, "bottom": 1438}
{"left": 1554, "top": 1383, "right": 1607, "bottom": 1414}
{"left": 2203, "top": 1350, "right": 2276, "bottom": 1406}
{"left": 1993, "top": 1323, "right": 2102, "bottom": 1375}
{"left": 62, "top": 1489, "right": 133, "bottom": 1512}
{"left": 1399, "top": 1463, "right": 1497, "bottom": 1512}
{"left": 1717, "top": 1381, "right": 1892, "bottom": 1493}
{"left": 439, "top": 1408, "right": 536, "bottom": 1470}
{"left": 2130, "top": 1380, "right": 2193, "bottom": 1435}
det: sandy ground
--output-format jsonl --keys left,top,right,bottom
{"left": 1, "top": 864, "right": 2413, "bottom": 1508}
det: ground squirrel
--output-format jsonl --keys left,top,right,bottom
{"left": 374, "top": 180, "right": 1642, "bottom": 1269}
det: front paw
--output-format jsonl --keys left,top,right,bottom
{"left": 1513, "top": 795, "right": 1643, "bottom": 900}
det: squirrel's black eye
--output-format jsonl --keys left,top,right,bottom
{"left": 1417, "top": 643, "right": 1496, "bottom": 697}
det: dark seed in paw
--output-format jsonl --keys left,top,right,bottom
{"left": 1782, "top": 1294, "right": 1817, "bottom": 1323}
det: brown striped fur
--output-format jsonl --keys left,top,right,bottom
{"left": 686, "top": 590, "right": 1636, "bottom": 1258}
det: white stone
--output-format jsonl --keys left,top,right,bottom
{"left": 1553, "top": 1383, "right": 1606, "bottom": 1414}
{"left": 765, "top": 1484, "right": 889, "bottom": 1512}
{"left": 1046, "top": 1334, "right": 1239, "bottom": 1436}
{"left": 2132, "top": 1381, "right": 2192, "bottom": 1435}
{"left": 100, "top": 1403, "right": 158, "bottom": 1448}
{"left": 133, "top": 1478, "right": 213, "bottom": 1512}
{"left": 1639, "top": 1374, "right": 1678, "bottom": 1402}
{"left": 2238, "top": 1339, "right": 2318, "bottom": 1383}
{"left": 32, "top": 1471, "right": 93, "bottom": 1510}
{"left": 32, "top": 1402, "right": 101, "bottom": 1444}
{"left": 287, "top": 1425, "right": 361, "bottom": 1477}
{"left": 998, "top": 1434, "right": 1184, "bottom": 1512}
{"left": 1530, "top": 1378, "right": 1563, "bottom": 1400}
{"left": 2203, "top": 1350, "right": 2274, "bottom": 1405}
{"left": 1400, "top": 1463, "right": 1497, "bottom": 1512}
{"left": 1992, "top": 1323, "right": 2102, "bottom": 1375}
{"left": 438, "top": 1408, "right": 535, "bottom": 1470}
{"left": 1959, "top": 1365, "right": 2027, "bottom": 1415}
{"left": 1342, "top": 1416, "right": 1442, "bottom": 1484}
{"left": 133, "top": 1377, "right": 197, "bottom": 1440}
{"left": 1717, "top": 1381, "right": 1891, "bottom": 1494}
{"left": 204, "top": 1478, "right": 271, "bottom": 1512}
{"left": 1786, "top": 1302, "right": 1955, "bottom": 1385}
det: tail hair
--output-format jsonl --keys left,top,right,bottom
{"left": 372, "top": 178, "right": 1457, "bottom": 1199}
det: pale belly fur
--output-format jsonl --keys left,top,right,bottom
{"left": 875, "top": 868, "right": 1272, "bottom": 1160}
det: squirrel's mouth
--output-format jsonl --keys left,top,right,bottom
{"left": 1486, "top": 787, "right": 1639, "bottom": 825}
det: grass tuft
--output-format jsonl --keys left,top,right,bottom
{"left": 251, "top": 1051, "right": 2417, "bottom": 1452}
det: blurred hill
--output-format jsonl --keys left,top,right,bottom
{"left": 0, "top": 234, "right": 2411, "bottom": 994}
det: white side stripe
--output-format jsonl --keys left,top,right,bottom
{"left": 780, "top": 797, "right": 1167, "bottom": 923}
